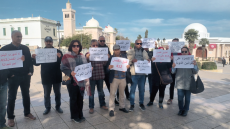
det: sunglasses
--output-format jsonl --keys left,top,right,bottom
{"left": 181, "top": 51, "right": 187, "bottom": 53}
{"left": 72, "top": 45, "right": 80, "bottom": 48}
{"left": 100, "top": 40, "right": 105, "bottom": 42}
{"left": 136, "top": 43, "right": 142, "bottom": 45}
{"left": 92, "top": 45, "right": 98, "bottom": 47}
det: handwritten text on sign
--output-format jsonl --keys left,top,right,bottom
{"left": 141, "top": 38, "right": 155, "bottom": 48}
{"left": 89, "top": 48, "right": 108, "bottom": 61}
{"left": 35, "top": 48, "right": 57, "bottom": 63}
{"left": 116, "top": 40, "right": 130, "bottom": 51}
{"left": 134, "top": 60, "right": 151, "bottom": 74}
{"left": 110, "top": 57, "right": 129, "bottom": 72}
{"left": 168, "top": 42, "right": 185, "bottom": 53}
{"left": 0, "top": 50, "right": 23, "bottom": 70}
{"left": 173, "top": 55, "right": 194, "bottom": 68}
{"left": 153, "top": 49, "right": 171, "bottom": 62}
{"left": 74, "top": 63, "right": 92, "bottom": 81}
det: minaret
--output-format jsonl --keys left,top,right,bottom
{"left": 62, "top": 0, "right": 76, "bottom": 37}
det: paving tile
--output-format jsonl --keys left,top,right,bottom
{"left": 214, "top": 122, "right": 230, "bottom": 129}
{"left": 44, "top": 123, "right": 69, "bottom": 129}
{"left": 65, "top": 120, "right": 92, "bottom": 129}
{"left": 40, "top": 116, "right": 64, "bottom": 127}
{"left": 184, "top": 121, "right": 212, "bottom": 129}
{"left": 86, "top": 115, "right": 109, "bottom": 125}
{"left": 94, "top": 122, "right": 120, "bottom": 129}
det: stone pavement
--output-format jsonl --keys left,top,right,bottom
{"left": 5, "top": 63, "right": 230, "bottom": 129}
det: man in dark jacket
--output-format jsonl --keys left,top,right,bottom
{"left": 1, "top": 31, "right": 35, "bottom": 127}
{"left": 32, "top": 36, "right": 63, "bottom": 115}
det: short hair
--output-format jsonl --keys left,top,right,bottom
{"left": 11, "top": 30, "right": 21, "bottom": 37}
{"left": 181, "top": 46, "right": 189, "bottom": 52}
{"left": 91, "top": 39, "right": 98, "bottom": 45}
{"left": 68, "top": 40, "right": 82, "bottom": 54}
{"left": 172, "top": 38, "right": 179, "bottom": 42}
{"left": 98, "top": 36, "right": 105, "bottom": 40}
{"left": 135, "top": 39, "right": 142, "bottom": 43}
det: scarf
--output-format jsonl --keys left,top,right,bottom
{"left": 61, "top": 51, "right": 90, "bottom": 96}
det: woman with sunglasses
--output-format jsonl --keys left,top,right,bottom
{"left": 172, "top": 47, "right": 199, "bottom": 116}
{"left": 61, "top": 40, "right": 91, "bottom": 123}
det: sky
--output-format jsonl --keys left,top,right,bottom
{"left": 0, "top": 0, "right": 230, "bottom": 42}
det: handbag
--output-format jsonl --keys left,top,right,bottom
{"left": 155, "top": 62, "right": 173, "bottom": 85}
{"left": 62, "top": 75, "right": 71, "bottom": 85}
{"left": 190, "top": 74, "right": 204, "bottom": 94}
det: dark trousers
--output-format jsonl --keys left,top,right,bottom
{"left": 117, "top": 85, "right": 130, "bottom": 99}
{"left": 145, "top": 74, "right": 153, "bottom": 95}
{"left": 150, "top": 83, "right": 166, "bottom": 103}
{"left": 7, "top": 75, "right": 31, "bottom": 119}
{"left": 169, "top": 73, "right": 176, "bottom": 99}
{"left": 43, "top": 83, "right": 61, "bottom": 110}
{"left": 104, "top": 73, "right": 110, "bottom": 92}
{"left": 67, "top": 84, "right": 83, "bottom": 120}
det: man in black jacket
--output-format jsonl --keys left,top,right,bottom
{"left": 1, "top": 31, "right": 35, "bottom": 127}
{"left": 32, "top": 36, "right": 63, "bottom": 115}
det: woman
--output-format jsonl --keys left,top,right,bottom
{"left": 61, "top": 40, "right": 90, "bottom": 123}
{"left": 147, "top": 47, "right": 173, "bottom": 109}
{"left": 172, "top": 47, "right": 198, "bottom": 116}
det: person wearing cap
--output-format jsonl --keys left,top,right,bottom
{"left": 32, "top": 36, "right": 63, "bottom": 115}
{"left": 1, "top": 30, "right": 35, "bottom": 127}
{"left": 108, "top": 45, "right": 130, "bottom": 117}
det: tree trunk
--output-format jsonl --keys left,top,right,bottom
{"left": 202, "top": 45, "right": 205, "bottom": 61}
{"left": 189, "top": 42, "right": 194, "bottom": 55}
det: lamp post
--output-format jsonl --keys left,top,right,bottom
{"left": 163, "top": 38, "right": 165, "bottom": 47}
{"left": 56, "top": 21, "right": 61, "bottom": 49}
{"left": 157, "top": 38, "right": 160, "bottom": 43}
{"left": 79, "top": 23, "right": 82, "bottom": 44}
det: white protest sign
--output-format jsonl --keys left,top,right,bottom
{"left": 141, "top": 38, "right": 155, "bottom": 48}
{"left": 174, "top": 55, "right": 194, "bottom": 68}
{"left": 74, "top": 62, "right": 92, "bottom": 81}
{"left": 134, "top": 60, "right": 151, "bottom": 74}
{"left": 153, "top": 49, "right": 171, "bottom": 62}
{"left": 110, "top": 57, "right": 129, "bottom": 72}
{"left": 89, "top": 48, "right": 108, "bottom": 61}
{"left": 116, "top": 40, "right": 130, "bottom": 51}
{"left": 0, "top": 50, "right": 23, "bottom": 70}
{"left": 168, "top": 42, "right": 185, "bottom": 53}
{"left": 35, "top": 48, "right": 57, "bottom": 63}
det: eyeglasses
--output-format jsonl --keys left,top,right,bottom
{"left": 100, "top": 40, "right": 105, "bottom": 42}
{"left": 72, "top": 45, "right": 80, "bottom": 48}
{"left": 181, "top": 51, "right": 187, "bottom": 53}
{"left": 92, "top": 45, "right": 98, "bottom": 47}
{"left": 136, "top": 43, "right": 142, "bottom": 45}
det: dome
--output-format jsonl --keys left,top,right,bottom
{"left": 104, "top": 25, "right": 114, "bottom": 32}
{"left": 184, "top": 23, "right": 207, "bottom": 34}
{"left": 86, "top": 17, "right": 99, "bottom": 27}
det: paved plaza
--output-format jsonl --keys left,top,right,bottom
{"left": 5, "top": 63, "right": 230, "bottom": 129}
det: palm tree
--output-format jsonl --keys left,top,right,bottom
{"left": 199, "top": 38, "right": 209, "bottom": 60}
{"left": 114, "top": 28, "right": 118, "bottom": 33}
{"left": 184, "top": 29, "right": 199, "bottom": 54}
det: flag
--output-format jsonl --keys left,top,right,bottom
{"left": 105, "top": 26, "right": 108, "bottom": 28}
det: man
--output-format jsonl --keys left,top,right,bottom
{"left": 167, "top": 38, "right": 179, "bottom": 105}
{"left": 127, "top": 39, "right": 149, "bottom": 111}
{"left": 144, "top": 48, "right": 153, "bottom": 95}
{"left": 86, "top": 39, "right": 109, "bottom": 114}
{"left": 222, "top": 57, "right": 226, "bottom": 67}
{"left": 108, "top": 45, "right": 129, "bottom": 117}
{"left": 32, "top": 36, "right": 63, "bottom": 115}
{"left": 1, "top": 30, "right": 35, "bottom": 127}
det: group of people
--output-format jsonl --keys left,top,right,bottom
{"left": 0, "top": 30, "right": 199, "bottom": 129}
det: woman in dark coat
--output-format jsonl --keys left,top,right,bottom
{"left": 222, "top": 57, "right": 226, "bottom": 67}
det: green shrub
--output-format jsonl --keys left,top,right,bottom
{"left": 197, "top": 62, "right": 202, "bottom": 70}
{"left": 202, "top": 62, "right": 217, "bottom": 70}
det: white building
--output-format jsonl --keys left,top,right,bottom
{"left": 0, "top": 17, "right": 58, "bottom": 47}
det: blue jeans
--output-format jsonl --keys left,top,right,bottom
{"left": 89, "top": 79, "right": 106, "bottom": 109}
{"left": 0, "top": 82, "right": 7, "bottom": 128}
{"left": 177, "top": 89, "right": 191, "bottom": 111}
{"left": 130, "top": 75, "right": 146, "bottom": 105}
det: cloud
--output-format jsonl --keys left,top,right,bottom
{"left": 130, "top": 27, "right": 149, "bottom": 32}
{"left": 124, "top": 0, "right": 230, "bottom": 12}
{"left": 83, "top": 11, "right": 104, "bottom": 16}
{"left": 79, "top": 6, "right": 97, "bottom": 10}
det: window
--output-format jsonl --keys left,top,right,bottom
{"left": 3, "top": 28, "right": 6, "bottom": 36}
{"left": 25, "top": 27, "right": 28, "bottom": 35}
{"left": 11, "top": 27, "right": 14, "bottom": 32}
{"left": 72, "top": 14, "right": 74, "bottom": 18}
{"left": 65, "top": 14, "right": 69, "bottom": 18}
{"left": 53, "top": 29, "right": 55, "bottom": 36}
{"left": 18, "top": 27, "right": 21, "bottom": 32}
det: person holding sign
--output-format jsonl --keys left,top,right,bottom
{"left": 127, "top": 39, "right": 150, "bottom": 111}
{"left": 147, "top": 47, "right": 173, "bottom": 109}
{"left": 1, "top": 31, "right": 35, "bottom": 127}
{"left": 108, "top": 45, "right": 130, "bottom": 117}
{"left": 31, "top": 36, "right": 64, "bottom": 115}
{"left": 144, "top": 48, "right": 153, "bottom": 95}
{"left": 61, "top": 40, "right": 90, "bottom": 123}
{"left": 85, "top": 39, "right": 109, "bottom": 114}
{"left": 172, "top": 47, "right": 199, "bottom": 116}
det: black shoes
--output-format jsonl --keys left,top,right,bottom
{"left": 181, "top": 110, "right": 188, "bottom": 116}
{"left": 139, "top": 104, "right": 146, "bottom": 111}
{"left": 56, "top": 108, "right": 63, "bottom": 113}
{"left": 72, "top": 118, "right": 81, "bottom": 123}
{"left": 43, "top": 109, "right": 50, "bottom": 115}
{"left": 80, "top": 117, "right": 86, "bottom": 122}
{"left": 129, "top": 105, "right": 134, "bottom": 111}
{"left": 146, "top": 102, "right": 153, "bottom": 106}
{"left": 109, "top": 110, "right": 114, "bottom": 117}
{"left": 119, "top": 108, "right": 129, "bottom": 113}
{"left": 158, "top": 103, "right": 163, "bottom": 109}
{"left": 115, "top": 99, "right": 119, "bottom": 106}
{"left": 177, "top": 110, "right": 183, "bottom": 116}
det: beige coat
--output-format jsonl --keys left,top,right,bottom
{"left": 127, "top": 48, "right": 149, "bottom": 75}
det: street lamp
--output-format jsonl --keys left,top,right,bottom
{"left": 56, "top": 21, "right": 61, "bottom": 49}
{"left": 163, "top": 38, "right": 165, "bottom": 43}
{"left": 157, "top": 38, "right": 160, "bottom": 43}
{"left": 79, "top": 23, "right": 82, "bottom": 44}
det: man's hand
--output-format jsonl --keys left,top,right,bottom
{"left": 108, "top": 54, "right": 110, "bottom": 58}
{"left": 32, "top": 54, "right": 36, "bottom": 59}
{"left": 132, "top": 59, "right": 137, "bottom": 63}
{"left": 147, "top": 59, "right": 150, "bottom": 62}
{"left": 86, "top": 53, "right": 90, "bottom": 59}
{"left": 170, "top": 56, "right": 173, "bottom": 60}
{"left": 11, "top": 75, "right": 14, "bottom": 77}
{"left": 166, "top": 45, "right": 169, "bottom": 50}
{"left": 126, "top": 65, "right": 130, "bottom": 69}
{"left": 109, "top": 65, "right": 114, "bottom": 69}
{"left": 28, "top": 72, "right": 32, "bottom": 76}
{"left": 92, "top": 67, "right": 93, "bottom": 71}
{"left": 172, "top": 63, "right": 176, "bottom": 68}
{"left": 21, "top": 55, "right": 25, "bottom": 61}
{"left": 71, "top": 71, "right": 76, "bottom": 77}
{"left": 193, "top": 60, "right": 197, "bottom": 65}
{"left": 57, "top": 53, "right": 62, "bottom": 58}
{"left": 152, "top": 57, "right": 156, "bottom": 61}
